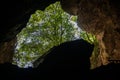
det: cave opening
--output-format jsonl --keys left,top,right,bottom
{"left": 12, "top": 2, "right": 83, "bottom": 68}
{"left": 0, "top": 1, "right": 120, "bottom": 79}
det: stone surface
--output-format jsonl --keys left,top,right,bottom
{"left": 61, "top": 0, "right": 120, "bottom": 67}
{"left": 0, "top": 37, "right": 16, "bottom": 63}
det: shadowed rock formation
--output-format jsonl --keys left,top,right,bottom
{"left": 35, "top": 39, "right": 94, "bottom": 79}
{"left": 0, "top": 39, "right": 94, "bottom": 79}
{"left": 60, "top": 0, "right": 120, "bottom": 67}
{"left": 1, "top": 62, "right": 119, "bottom": 80}
{"left": 90, "top": 63, "right": 120, "bottom": 80}
{"left": 0, "top": 39, "right": 119, "bottom": 80}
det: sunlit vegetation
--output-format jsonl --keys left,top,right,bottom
{"left": 13, "top": 2, "right": 98, "bottom": 68}
{"left": 13, "top": 2, "right": 80, "bottom": 67}
{"left": 80, "top": 31, "right": 99, "bottom": 69}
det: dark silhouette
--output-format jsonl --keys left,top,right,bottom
{"left": 0, "top": 62, "right": 35, "bottom": 80}
{"left": 0, "top": 39, "right": 94, "bottom": 79}
{"left": 90, "top": 63, "right": 120, "bottom": 80}
{"left": 1, "top": 39, "right": 119, "bottom": 80}
{"left": 35, "top": 39, "right": 94, "bottom": 79}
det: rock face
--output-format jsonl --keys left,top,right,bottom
{"left": 0, "top": 37, "right": 17, "bottom": 63}
{"left": 60, "top": 0, "right": 120, "bottom": 66}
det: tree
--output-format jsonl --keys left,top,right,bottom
{"left": 13, "top": 2, "right": 80, "bottom": 67}
{"left": 80, "top": 31, "right": 99, "bottom": 69}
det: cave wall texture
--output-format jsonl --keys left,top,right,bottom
{"left": 0, "top": 0, "right": 120, "bottom": 66}
{"left": 61, "top": 0, "right": 120, "bottom": 66}
{"left": 0, "top": 37, "right": 17, "bottom": 63}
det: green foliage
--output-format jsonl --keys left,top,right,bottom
{"left": 13, "top": 2, "right": 80, "bottom": 67}
{"left": 13, "top": 2, "right": 98, "bottom": 68}
{"left": 80, "top": 31, "right": 96, "bottom": 44}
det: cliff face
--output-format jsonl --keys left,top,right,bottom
{"left": 61, "top": 0, "right": 120, "bottom": 66}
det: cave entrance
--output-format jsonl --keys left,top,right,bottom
{"left": 13, "top": 2, "right": 82, "bottom": 68}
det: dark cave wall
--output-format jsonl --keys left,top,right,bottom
{"left": 1, "top": 0, "right": 59, "bottom": 42}
{"left": 0, "top": 37, "right": 17, "bottom": 63}
{"left": 61, "top": 0, "right": 120, "bottom": 66}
